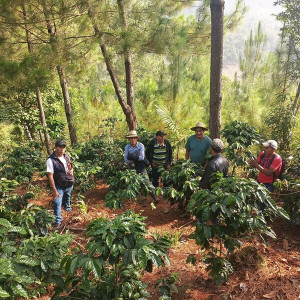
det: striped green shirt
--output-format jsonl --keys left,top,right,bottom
{"left": 153, "top": 142, "right": 167, "bottom": 165}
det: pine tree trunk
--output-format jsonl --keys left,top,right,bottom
{"left": 41, "top": 1, "right": 78, "bottom": 144}
{"left": 292, "top": 82, "right": 300, "bottom": 114}
{"left": 56, "top": 65, "right": 78, "bottom": 145}
{"left": 22, "top": 3, "right": 51, "bottom": 154}
{"left": 209, "top": 0, "right": 225, "bottom": 139}
{"left": 117, "top": 0, "right": 137, "bottom": 127}
{"left": 86, "top": 0, "right": 137, "bottom": 130}
{"left": 35, "top": 86, "right": 52, "bottom": 154}
{"left": 23, "top": 122, "right": 33, "bottom": 141}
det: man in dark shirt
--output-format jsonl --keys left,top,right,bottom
{"left": 199, "top": 138, "right": 229, "bottom": 189}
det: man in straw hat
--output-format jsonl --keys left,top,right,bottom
{"left": 124, "top": 130, "right": 156, "bottom": 200}
{"left": 124, "top": 130, "right": 145, "bottom": 171}
{"left": 185, "top": 122, "right": 212, "bottom": 166}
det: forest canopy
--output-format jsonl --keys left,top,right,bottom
{"left": 0, "top": 0, "right": 299, "bottom": 155}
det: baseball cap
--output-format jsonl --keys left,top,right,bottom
{"left": 211, "top": 138, "right": 224, "bottom": 151}
{"left": 156, "top": 130, "right": 167, "bottom": 136}
{"left": 262, "top": 140, "right": 278, "bottom": 149}
{"left": 55, "top": 140, "right": 67, "bottom": 147}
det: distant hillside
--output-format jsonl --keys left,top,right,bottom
{"left": 185, "top": 0, "right": 283, "bottom": 78}
{"left": 223, "top": 0, "right": 282, "bottom": 77}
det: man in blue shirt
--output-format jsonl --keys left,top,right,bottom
{"left": 185, "top": 122, "right": 212, "bottom": 166}
{"left": 124, "top": 130, "right": 146, "bottom": 170}
{"left": 124, "top": 130, "right": 156, "bottom": 201}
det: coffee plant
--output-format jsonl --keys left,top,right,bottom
{"left": 0, "top": 146, "right": 44, "bottom": 183}
{"left": 155, "top": 273, "right": 179, "bottom": 299}
{"left": 0, "top": 202, "right": 71, "bottom": 299}
{"left": 73, "top": 137, "right": 126, "bottom": 179}
{"left": 187, "top": 176, "right": 289, "bottom": 285}
{"left": 0, "top": 217, "right": 71, "bottom": 299}
{"left": 288, "top": 147, "right": 300, "bottom": 177}
{"left": 274, "top": 179, "right": 300, "bottom": 225}
{"left": 105, "top": 169, "right": 155, "bottom": 209}
{"left": 160, "top": 160, "right": 204, "bottom": 209}
{"left": 0, "top": 178, "right": 19, "bottom": 199}
{"left": 53, "top": 210, "right": 171, "bottom": 299}
{"left": 72, "top": 160, "right": 102, "bottom": 193}
{"left": 221, "top": 121, "right": 260, "bottom": 174}
{"left": 12, "top": 203, "right": 54, "bottom": 236}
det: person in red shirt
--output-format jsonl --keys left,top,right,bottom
{"left": 248, "top": 140, "right": 282, "bottom": 192}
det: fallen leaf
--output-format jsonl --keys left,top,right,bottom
{"left": 245, "top": 271, "right": 249, "bottom": 281}
{"left": 262, "top": 293, "right": 275, "bottom": 299}
{"left": 282, "top": 239, "right": 289, "bottom": 250}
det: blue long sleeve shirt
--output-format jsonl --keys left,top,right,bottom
{"left": 124, "top": 142, "right": 145, "bottom": 164}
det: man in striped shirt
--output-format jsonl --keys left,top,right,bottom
{"left": 146, "top": 130, "right": 173, "bottom": 188}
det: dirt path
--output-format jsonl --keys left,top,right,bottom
{"left": 28, "top": 175, "right": 300, "bottom": 300}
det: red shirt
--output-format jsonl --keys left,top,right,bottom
{"left": 257, "top": 151, "right": 282, "bottom": 184}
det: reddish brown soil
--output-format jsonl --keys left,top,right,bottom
{"left": 27, "top": 175, "right": 300, "bottom": 300}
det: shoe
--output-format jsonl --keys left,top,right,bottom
{"left": 52, "top": 223, "right": 61, "bottom": 232}
{"left": 65, "top": 207, "right": 72, "bottom": 212}
{"left": 150, "top": 191, "right": 156, "bottom": 201}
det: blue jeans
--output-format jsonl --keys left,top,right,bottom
{"left": 263, "top": 183, "right": 275, "bottom": 193}
{"left": 258, "top": 182, "right": 274, "bottom": 211}
{"left": 54, "top": 185, "right": 73, "bottom": 224}
{"left": 152, "top": 165, "right": 168, "bottom": 188}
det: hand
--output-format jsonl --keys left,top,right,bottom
{"left": 69, "top": 169, "right": 74, "bottom": 176}
{"left": 166, "top": 164, "right": 170, "bottom": 170}
{"left": 152, "top": 163, "right": 157, "bottom": 168}
{"left": 131, "top": 163, "right": 135, "bottom": 167}
{"left": 248, "top": 158, "right": 258, "bottom": 168}
{"left": 53, "top": 190, "right": 60, "bottom": 201}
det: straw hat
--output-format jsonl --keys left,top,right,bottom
{"left": 125, "top": 130, "right": 140, "bottom": 138}
{"left": 190, "top": 122, "right": 208, "bottom": 131}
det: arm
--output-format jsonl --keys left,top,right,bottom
{"left": 248, "top": 158, "right": 275, "bottom": 176}
{"left": 199, "top": 164, "right": 214, "bottom": 189}
{"left": 146, "top": 140, "right": 157, "bottom": 167}
{"left": 124, "top": 145, "right": 133, "bottom": 164}
{"left": 185, "top": 137, "right": 190, "bottom": 160}
{"left": 166, "top": 140, "right": 173, "bottom": 166}
{"left": 48, "top": 173, "right": 60, "bottom": 200}
{"left": 145, "top": 140, "right": 153, "bottom": 163}
{"left": 185, "top": 149, "right": 190, "bottom": 160}
{"left": 137, "top": 143, "right": 145, "bottom": 161}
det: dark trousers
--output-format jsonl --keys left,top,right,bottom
{"left": 152, "top": 165, "right": 168, "bottom": 188}
{"left": 258, "top": 182, "right": 275, "bottom": 211}
{"left": 263, "top": 183, "right": 275, "bottom": 193}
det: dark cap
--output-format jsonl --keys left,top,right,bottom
{"left": 156, "top": 130, "right": 167, "bottom": 137}
{"left": 55, "top": 140, "right": 66, "bottom": 147}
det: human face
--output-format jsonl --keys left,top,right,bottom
{"left": 129, "top": 137, "right": 138, "bottom": 147}
{"left": 264, "top": 146, "right": 275, "bottom": 157}
{"left": 55, "top": 145, "right": 66, "bottom": 157}
{"left": 195, "top": 128, "right": 205, "bottom": 139}
{"left": 156, "top": 135, "right": 165, "bottom": 145}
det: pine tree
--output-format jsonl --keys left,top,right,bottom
{"left": 209, "top": 0, "right": 225, "bottom": 139}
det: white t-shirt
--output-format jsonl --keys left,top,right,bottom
{"left": 46, "top": 156, "right": 69, "bottom": 174}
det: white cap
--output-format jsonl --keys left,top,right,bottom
{"left": 262, "top": 140, "right": 278, "bottom": 150}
